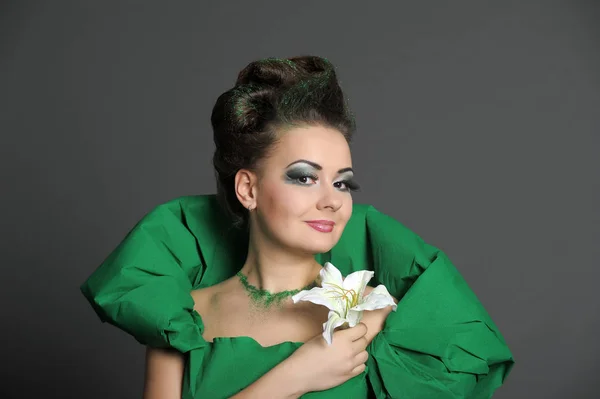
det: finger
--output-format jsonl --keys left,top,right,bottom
{"left": 350, "top": 363, "right": 366, "bottom": 376}
{"left": 353, "top": 350, "right": 369, "bottom": 365}
{"left": 338, "top": 322, "right": 367, "bottom": 341}
{"left": 352, "top": 322, "right": 368, "bottom": 340}
{"left": 351, "top": 336, "right": 368, "bottom": 353}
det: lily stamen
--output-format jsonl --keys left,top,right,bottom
{"left": 292, "top": 262, "right": 397, "bottom": 345}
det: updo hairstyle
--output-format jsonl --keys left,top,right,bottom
{"left": 210, "top": 55, "right": 355, "bottom": 227}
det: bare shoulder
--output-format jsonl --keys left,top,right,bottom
{"left": 190, "top": 277, "right": 246, "bottom": 341}
{"left": 190, "top": 285, "right": 214, "bottom": 314}
{"left": 190, "top": 278, "right": 238, "bottom": 313}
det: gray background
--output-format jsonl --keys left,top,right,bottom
{"left": 1, "top": 1, "right": 598, "bottom": 398}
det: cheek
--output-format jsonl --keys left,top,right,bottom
{"left": 259, "top": 182, "right": 308, "bottom": 225}
{"left": 343, "top": 197, "right": 353, "bottom": 220}
{"left": 337, "top": 196, "right": 353, "bottom": 229}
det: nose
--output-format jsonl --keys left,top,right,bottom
{"left": 316, "top": 184, "right": 343, "bottom": 212}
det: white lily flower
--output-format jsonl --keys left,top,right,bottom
{"left": 292, "top": 262, "right": 398, "bottom": 345}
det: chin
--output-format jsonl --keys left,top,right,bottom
{"left": 294, "top": 236, "right": 340, "bottom": 255}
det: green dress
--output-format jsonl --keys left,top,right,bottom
{"left": 81, "top": 195, "right": 514, "bottom": 398}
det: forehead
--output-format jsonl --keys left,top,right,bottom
{"left": 268, "top": 125, "right": 352, "bottom": 168}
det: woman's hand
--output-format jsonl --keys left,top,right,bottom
{"left": 232, "top": 287, "right": 398, "bottom": 398}
{"left": 283, "top": 322, "right": 370, "bottom": 394}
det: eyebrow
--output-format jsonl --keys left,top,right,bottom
{"left": 286, "top": 159, "right": 354, "bottom": 175}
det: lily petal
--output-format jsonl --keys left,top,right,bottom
{"left": 320, "top": 262, "right": 344, "bottom": 286}
{"left": 291, "top": 287, "right": 343, "bottom": 313}
{"left": 352, "top": 284, "right": 398, "bottom": 312}
{"left": 346, "top": 308, "right": 363, "bottom": 328}
{"left": 342, "top": 270, "right": 374, "bottom": 298}
{"left": 322, "top": 310, "right": 347, "bottom": 345}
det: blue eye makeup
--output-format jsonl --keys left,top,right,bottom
{"left": 283, "top": 160, "right": 360, "bottom": 192}
{"left": 285, "top": 167, "right": 318, "bottom": 186}
{"left": 334, "top": 171, "right": 361, "bottom": 192}
{"left": 334, "top": 177, "right": 361, "bottom": 192}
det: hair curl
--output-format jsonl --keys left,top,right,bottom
{"left": 211, "top": 56, "right": 356, "bottom": 227}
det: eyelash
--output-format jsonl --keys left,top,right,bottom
{"left": 291, "top": 174, "right": 360, "bottom": 192}
{"left": 337, "top": 179, "right": 361, "bottom": 192}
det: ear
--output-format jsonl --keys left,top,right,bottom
{"left": 234, "top": 169, "right": 258, "bottom": 210}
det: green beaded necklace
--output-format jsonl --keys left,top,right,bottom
{"left": 236, "top": 271, "right": 318, "bottom": 308}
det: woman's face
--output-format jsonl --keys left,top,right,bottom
{"left": 250, "top": 124, "right": 358, "bottom": 255}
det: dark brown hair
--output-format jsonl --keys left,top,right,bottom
{"left": 211, "top": 56, "right": 356, "bottom": 226}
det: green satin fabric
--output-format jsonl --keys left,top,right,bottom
{"left": 81, "top": 195, "right": 514, "bottom": 398}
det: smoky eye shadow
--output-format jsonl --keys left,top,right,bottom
{"left": 335, "top": 172, "right": 361, "bottom": 191}
{"left": 284, "top": 165, "right": 317, "bottom": 180}
{"left": 344, "top": 178, "right": 361, "bottom": 191}
{"left": 337, "top": 171, "right": 353, "bottom": 180}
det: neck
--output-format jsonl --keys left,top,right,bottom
{"left": 240, "top": 231, "right": 322, "bottom": 293}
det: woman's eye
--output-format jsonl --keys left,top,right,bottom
{"left": 334, "top": 181, "right": 347, "bottom": 190}
{"left": 297, "top": 175, "right": 317, "bottom": 185}
{"left": 334, "top": 179, "right": 360, "bottom": 192}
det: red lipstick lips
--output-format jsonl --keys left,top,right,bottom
{"left": 305, "top": 220, "right": 335, "bottom": 233}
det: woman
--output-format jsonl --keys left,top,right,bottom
{"left": 82, "top": 56, "right": 514, "bottom": 398}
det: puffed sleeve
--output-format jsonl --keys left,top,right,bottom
{"left": 362, "top": 206, "right": 515, "bottom": 399}
{"left": 80, "top": 195, "right": 246, "bottom": 352}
